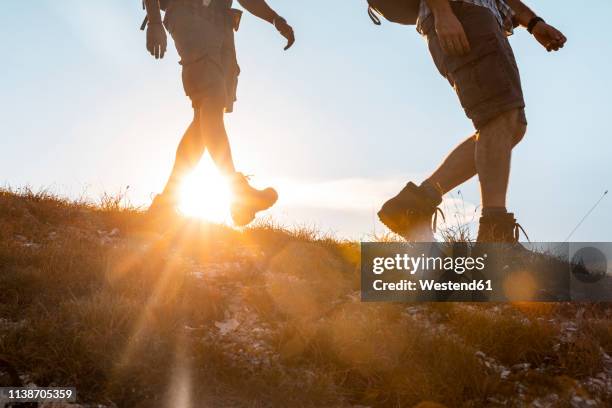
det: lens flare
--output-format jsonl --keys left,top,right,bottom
{"left": 503, "top": 270, "right": 537, "bottom": 301}
{"left": 178, "top": 157, "right": 232, "bottom": 223}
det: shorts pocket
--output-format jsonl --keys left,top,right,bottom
{"left": 182, "top": 56, "right": 225, "bottom": 98}
{"left": 446, "top": 34, "right": 511, "bottom": 111}
{"left": 167, "top": 5, "right": 224, "bottom": 64}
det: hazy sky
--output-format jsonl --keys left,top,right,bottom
{"left": 2, "top": 1, "right": 611, "bottom": 241}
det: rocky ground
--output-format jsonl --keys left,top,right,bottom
{"left": 1, "top": 189, "right": 611, "bottom": 407}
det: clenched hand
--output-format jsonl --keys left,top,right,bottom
{"left": 147, "top": 23, "right": 167, "bottom": 59}
{"left": 435, "top": 12, "right": 471, "bottom": 56}
{"left": 532, "top": 22, "right": 567, "bottom": 52}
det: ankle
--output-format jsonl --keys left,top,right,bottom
{"left": 159, "top": 189, "right": 179, "bottom": 204}
{"left": 419, "top": 180, "right": 443, "bottom": 204}
{"left": 230, "top": 172, "right": 249, "bottom": 183}
{"left": 482, "top": 206, "right": 508, "bottom": 217}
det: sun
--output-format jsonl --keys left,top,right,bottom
{"left": 178, "top": 157, "right": 232, "bottom": 223}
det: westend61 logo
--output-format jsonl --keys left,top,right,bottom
{"left": 361, "top": 242, "right": 612, "bottom": 302}
{"left": 372, "top": 253, "right": 487, "bottom": 275}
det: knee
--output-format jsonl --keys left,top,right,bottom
{"left": 196, "top": 104, "right": 225, "bottom": 132}
{"left": 510, "top": 111, "right": 527, "bottom": 146}
{"left": 478, "top": 109, "right": 527, "bottom": 147}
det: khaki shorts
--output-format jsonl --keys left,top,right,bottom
{"left": 422, "top": 2, "right": 526, "bottom": 130}
{"left": 164, "top": 1, "right": 239, "bottom": 112}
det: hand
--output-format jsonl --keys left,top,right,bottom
{"left": 146, "top": 23, "right": 167, "bottom": 59}
{"left": 274, "top": 17, "right": 295, "bottom": 51}
{"left": 532, "top": 22, "right": 567, "bottom": 52}
{"left": 434, "top": 11, "right": 471, "bottom": 56}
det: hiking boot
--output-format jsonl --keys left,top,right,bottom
{"left": 147, "top": 193, "right": 179, "bottom": 220}
{"left": 476, "top": 212, "right": 529, "bottom": 243}
{"left": 230, "top": 173, "right": 278, "bottom": 227}
{"left": 377, "top": 182, "right": 444, "bottom": 242}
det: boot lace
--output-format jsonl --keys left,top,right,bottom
{"left": 432, "top": 207, "right": 446, "bottom": 233}
{"left": 233, "top": 173, "right": 254, "bottom": 185}
{"left": 514, "top": 222, "right": 530, "bottom": 242}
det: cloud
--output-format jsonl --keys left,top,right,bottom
{"left": 270, "top": 176, "right": 479, "bottom": 219}
{"left": 262, "top": 176, "right": 481, "bottom": 239}
{"left": 270, "top": 176, "right": 418, "bottom": 213}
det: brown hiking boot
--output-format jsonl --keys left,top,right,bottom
{"left": 146, "top": 193, "right": 179, "bottom": 220}
{"left": 142, "top": 193, "right": 182, "bottom": 232}
{"left": 476, "top": 212, "right": 529, "bottom": 243}
{"left": 145, "top": 194, "right": 180, "bottom": 227}
{"left": 230, "top": 173, "right": 278, "bottom": 227}
{"left": 377, "top": 182, "right": 444, "bottom": 242}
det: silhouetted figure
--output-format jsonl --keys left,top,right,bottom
{"left": 143, "top": 0, "right": 294, "bottom": 226}
{"left": 376, "top": 0, "right": 566, "bottom": 242}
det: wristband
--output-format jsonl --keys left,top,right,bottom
{"left": 527, "top": 16, "right": 545, "bottom": 34}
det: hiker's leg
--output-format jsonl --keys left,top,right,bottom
{"left": 160, "top": 100, "right": 238, "bottom": 198}
{"left": 194, "top": 102, "right": 278, "bottom": 226}
{"left": 161, "top": 113, "right": 204, "bottom": 198}
{"left": 423, "top": 134, "right": 477, "bottom": 195}
{"left": 422, "top": 3, "right": 527, "bottom": 200}
{"left": 197, "top": 102, "right": 236, "bottom": 176}
{"left": 424, "top": 120, "right": 526, "bottom": 196}
{"left": 475, "top": 108, "right": 527, "bottom": 208}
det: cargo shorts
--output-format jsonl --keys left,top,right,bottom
{"left": 164, "top": 0, "right": 239, "bottom": 112}
{"left": 422, "top": 2, "right": 527, "bottom": 130}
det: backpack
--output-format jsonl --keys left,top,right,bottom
{"left": 140, "top": 0, "right": 173, "bottom": 30}
{"left": 367, "top": 0, "right": 420, "bottom": 26}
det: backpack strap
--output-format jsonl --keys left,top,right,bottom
{"left": 140, "top": 1, "right": 148, "bottom": 30}
{"left": 140, "top": 16, "right": 149, "bottom": 31}
{"left": 368, "top": 5, "right": 382, "bottom": 25}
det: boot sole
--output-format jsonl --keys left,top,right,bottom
{"left": 231, "top": 190, "right": 278, "bottom": 227}
{"left": 378, "top": 208, "right": 435, "bottom": 242}
{"left": 378, "top": 209, "right": 405, "bottom": 237}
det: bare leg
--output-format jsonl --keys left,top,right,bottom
{"left": 475, "top": 109, "right": 527, "bottom": 208}
{"left": 424, "top": 109, "right": 526, "bottom": 202}
{"left": 161, "top": 114, "right": 205, "bottom": 199}
{"left": 193, "top": 101, "right": 277, "bottom": 226}
{"left": 160, "top": 100, "right": 238, "bottom": 199}
{"left": 424, "top": 134, "right": 477, "bottom": 195}
{"left": 197, "top": 103, "right": 236, "bottom": 176}
{"left": 156, "top": 98, "right": 276, "bottom": 225}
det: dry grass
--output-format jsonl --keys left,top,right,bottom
{"left": 0, "top": 188, "right": 611, "bottom": 407}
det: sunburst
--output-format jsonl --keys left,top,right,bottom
{"left": 178, "top": 157, "right": 232, "bottom": 223}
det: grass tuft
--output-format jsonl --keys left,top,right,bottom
{"left": 0, "top": 189, "right": 611, "bottom": 407}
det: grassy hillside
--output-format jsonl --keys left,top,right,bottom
{"left": 1, "top": 189, "right": 611, "bottom": 407}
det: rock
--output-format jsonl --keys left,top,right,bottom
{"left": 214, "top": 318, "right": 240, "bottom": 335}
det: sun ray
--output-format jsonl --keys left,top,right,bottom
{"left": 114, "top": 220, "right": 196, "bottom": 371}
{"left": 178, "top": 157, "right": 232, "bottom": 224}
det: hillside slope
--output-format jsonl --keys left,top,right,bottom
{"left": 1, "top": 189, "right": 611, "bottom": 407}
